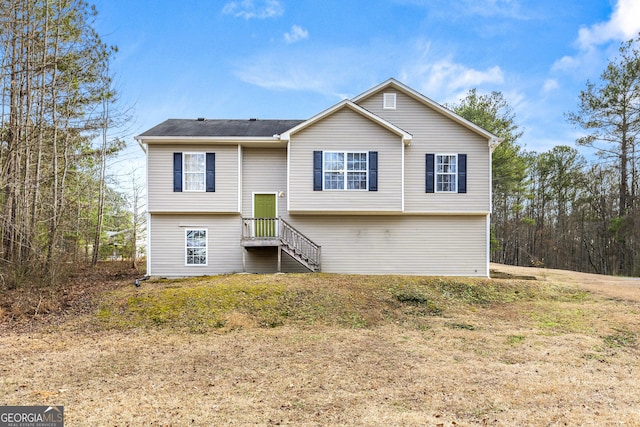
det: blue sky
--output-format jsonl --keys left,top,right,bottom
{"left": 92, "top": 0, "right": 640, "bottom": 183}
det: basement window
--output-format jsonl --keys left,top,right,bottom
{"left": 185, "top": 229, "right": 207, "bottom": 266}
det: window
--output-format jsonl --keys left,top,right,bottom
{"left": 323, "top": 151, "right": 368, "bottom": 190}
{"left": 173, "top": 152, "right": 215, "bottom": 193}
{"left": 425, "top": 153, "right": 467, "bottom": 194}
{"left": 436, "top": 154, "right": 457, "bottom": 192}
{"left": 183, "top": 153, "right": 205, "bottom": 191}
{"left": 185, "top": 229, "right": 207, "bottom": 265}
{"left": 383, "top": 93, "right": 396, "bottom": 109}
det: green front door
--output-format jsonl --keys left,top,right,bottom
{"left": 254, "top": 194, "right": 277, "bottom": 237}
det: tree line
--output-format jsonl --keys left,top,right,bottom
{"left": 0, "top": 0, "right": 137, "bottom": 288}
{"left": 450, "top": 34, "right": 640, "bottom": 277}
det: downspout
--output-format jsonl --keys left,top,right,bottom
{"left": 136, "top": 137, "right": 147, "bottom": 154}
{"left": 401, "top": 140, "right": 405, "bottom": 212}
{"left": 134, "top": 136, "right": 151, "bottom": 275}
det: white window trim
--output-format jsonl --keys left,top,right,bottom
{"left": 383, "top": 92, "right": 396, "bottom": 110}
{"left": 183, "top": 152, "right": 206, "bottom": 192}
{"left": 435, "top": 153, "right": 458, "bottom": 193}
{"left": 185, "top": 228, "right": 208, "bottom": 266}
{"left": 323, "top": 151, "right": 369, "bottom": 191}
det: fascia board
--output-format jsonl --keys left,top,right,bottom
{"left": 134, "top": 135, "right": 284, "bottom": 145}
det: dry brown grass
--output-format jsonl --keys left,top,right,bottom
{"left": 1, "top": 265, "right": 639, "bottom": 426}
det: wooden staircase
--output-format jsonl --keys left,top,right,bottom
{"left": 241, "top": 217, "right": 321, "bottom": 272}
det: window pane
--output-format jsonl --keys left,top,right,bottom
{"left": 347, "top": 153, "right": 367, "bottom": 171}
{"left": 185, "top": 172, "right": 205, "bottom": 191}
{"left": 437, "top": 155, "right": 456, "bottom": 173}
{"left": 347, "top": 172, "right": 367, "bottom": 189}
{"left": 184, "top": 153, "right": 204, "bottom": 172}
{"left": 324, "top": 172, "right": 344, "bottom": 190}
{"left": 187, "top": 248, "right": 206, "bottom": 265}
{"left": 186, "top": 230, "right": 207, "bottom": 265}
{"left": 437, "top": 174, "right": 456, "bottom": 192}
{"left": 324, "top": 152, "right": 344, "bottom": 171}
{"left": 187, "top": 230, "right": 206, "bottom": 246}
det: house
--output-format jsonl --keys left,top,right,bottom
{"left": 135, "top": 78, "right": 501, "bottom": 277}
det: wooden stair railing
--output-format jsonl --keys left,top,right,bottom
{"left": 279, "top": 219, "right": 321, "bottom": 272}
{"left": 241, "top": 218, "right": 321, "bottom": 272}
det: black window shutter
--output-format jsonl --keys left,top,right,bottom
{"left": 368, "top": 151, "right": 378, "bottom": 191}
{"left": 173, "top": 152, "right": 182, "bottom": 192}
{"left": 206, "top": 152, "right": 215, "bottom": 192}
{"left": 313, "top": 151, "right": 323, "bottom": 191}
{"left": 425, "top": 153, "right": 435, "bottom": 193}
{"left": 458, "top": 154, "right": 467, "bottom": 193}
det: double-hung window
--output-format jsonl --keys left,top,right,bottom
{"left": 173, "top": 152, "right": 215, "bottom": 193}
{"left": 183, "top": 153, "right": 206, "bottom": 191}
{"left": 323, "top": 151, "right": 368, "bottom": 190}
{"left": 185, "top": 229, "right": 207, "bottom": 265}
{"left": 436, "top": 154, "right": 457, "bottom": 192}
{"left": 425, "top": 153, "right": 467, "bottom": 194}
{"left": 313, "top": 150, "right": 377, "bottom": 192}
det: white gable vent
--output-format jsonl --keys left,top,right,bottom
{"left": 383, "top": 92, "right": 396, "bottom": 110}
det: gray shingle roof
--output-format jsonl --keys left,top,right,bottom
{"left": 138, "top": 119, "right": 305, "bottom": 138}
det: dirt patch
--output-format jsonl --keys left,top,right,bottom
{"left": 2, "top": 321, "right": 639, "bottom": 426}
{"left": 0, "top": 262, "right": 141, "bottom": 331}
{"left": 491, "top": 263, "right": 640, "bottom": 303}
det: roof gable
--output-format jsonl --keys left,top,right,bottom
{"left": 352, "top": 78, "right": 502, "bottom": 150}
{"left": 280, "top": 99, "right": 412, "bottom": 145}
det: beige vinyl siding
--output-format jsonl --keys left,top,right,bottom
{"left": 241, "top": 148, "right": 289, "bottom": 219}
{"left": 287, "top": 215, "right": 488, "bottom": 276}
{"left": 148, "top": 213, "right": 243, "bottom": 276}
{"left": 147, "top": 144, "right": 239, "bottom": 213}
{"left": 240, "top": 148, "right": 310, "bottom": 272}
{"left": 288, "top": 107, "right": 403, "bottom": 213}
{"left": 357, "top": 91, "right": 491, "bottom": 213}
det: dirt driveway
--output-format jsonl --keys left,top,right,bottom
{"left": 491, "top": 263, "right": 640, "bottom": 302}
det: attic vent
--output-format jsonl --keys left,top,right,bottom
{"left": 197, "top": 117, "right": 205, "bottom": 121}
{"left": 383, "top": 93, "right": 396, "bottom": 110}
{"left": 249, "top": 118, "right": 258, "bottom": 121}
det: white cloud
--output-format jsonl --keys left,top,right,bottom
{"left": 222, "top": 0, "right": 283, "bottom": 19}
{"left": 234, "top": 53, "right": 342, "bottom": 94}
{"left": 234, "top": 38, "right": 504, "bottom": 106}
{"left": 551, "top": 46, "right": 608, "bottom": 76}
{"left": 232, "top": 45, "right": 387, "bottom": 98}
{"left": 458, "top": 0, "right": 528, "bottom": 19}
{"left": 577, "top": 0, "right": 640, "bottom": 50}
{"left": 551, "top": 0, "right": 639, "bottom": 76}
{"left": 542, "top": 78, "right": 559, "bottom": 94}
{"left": 396, "top": 39, "right": 505, "bottom": 102}
{"left": 284, "top": 25, "right": 309, "bottom": 44}
{"left": 402, "top": 59, "right": 504, "bottom": 103}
